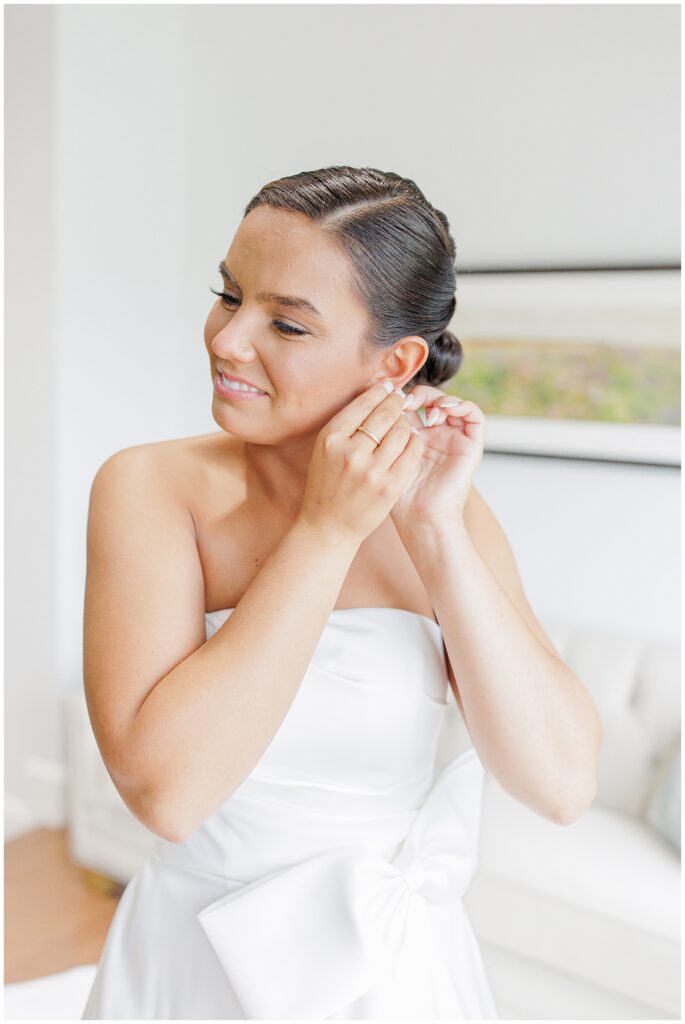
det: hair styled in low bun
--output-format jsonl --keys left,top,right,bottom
{"left": 243, "top": 165, "right": 463, "bottom": 390}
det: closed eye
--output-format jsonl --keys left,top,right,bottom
{"left": 209, "top": 287, "right": 308, "bottom": 337}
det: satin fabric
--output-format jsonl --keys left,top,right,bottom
{"left": 81, "top": 606, "right": 499, "bottom": 1020}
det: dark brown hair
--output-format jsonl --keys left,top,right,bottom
{"left": 243, "top": 165, "right": 462, "bottom": 389}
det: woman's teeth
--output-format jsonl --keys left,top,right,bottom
{"left": 221, "top": 374, "right": 264, "bottom": 394}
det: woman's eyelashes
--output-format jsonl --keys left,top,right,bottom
{"left": 209, "top": 286, "right": 308, "bottom": 337}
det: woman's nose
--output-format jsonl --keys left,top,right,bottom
{"left": 211, "top": 323, "right": 258, "bottom": 361}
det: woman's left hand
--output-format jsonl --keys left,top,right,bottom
{"left": 390, "top": 384, "right": 486, "bottom": 533}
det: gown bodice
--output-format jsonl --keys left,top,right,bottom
{"left": 208, "top": 605, "right": 449, "bottom": 792}
{"left": 154, "top": 606, "right": 452, "bottom": 881}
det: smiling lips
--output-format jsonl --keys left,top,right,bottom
{"left": 215, "top": 371, "right": 269, "bottom": 399}
{"left": 217, "top": 368, "right": 268, "bottom": 391}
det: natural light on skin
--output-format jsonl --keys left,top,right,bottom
{"left": 204, "top": 205, "right": 428, "bottom": 516}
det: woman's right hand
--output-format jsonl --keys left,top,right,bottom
{"left": 297, "top": 381, "right": 424, "bottom": 545}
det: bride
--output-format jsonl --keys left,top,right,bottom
{"left": 81, "top": 164, "right": 601, "bottom": 1019}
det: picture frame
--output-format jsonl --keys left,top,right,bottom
{"left": 448, "top": 268, "right": 680, "bottom": 466}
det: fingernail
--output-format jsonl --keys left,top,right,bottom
{"left": 402, "top": 393, "right": 415, "bottom": 409}
{"left": 381, "top": 380, "right": 394, "bottom": 393}
{"left": 426, "top": 408, "right": 440, "bottom": 427}
{"left": 394, "top": 387, "right": 407, "bottom": 398}
{"left": 440, "top": 398, "right": 462, "bottom": 407}
{"left": 411, "top": 426, "right": 421, "bottom": 435}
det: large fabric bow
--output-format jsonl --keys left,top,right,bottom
{"left": 197, "top": 747, "right": 485, "bottom": 1019}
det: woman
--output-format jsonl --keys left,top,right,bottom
{"left": 81, "top": 165, "right": 601, "bottom": 1019}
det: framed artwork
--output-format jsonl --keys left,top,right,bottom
{"left": 444, "top": 268, "right": 679, "bottom": 466}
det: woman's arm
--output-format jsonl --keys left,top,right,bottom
{"left": 133, "top": 516, "right": 361, "bottom": 842}
{"left": 398, "top": 486, "right": 602, "bottom": 825}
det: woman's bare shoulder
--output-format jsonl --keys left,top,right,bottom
{"left": 136, "top": 430, "right": 239, "bottom": 468}
{"left": 115, "top": 431, "right": 243, "bottom": 529}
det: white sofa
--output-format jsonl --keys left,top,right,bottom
{"left": 66, "top": 620, "right": 681, "bottom": 1019}
{"left": 448, "top": 620, "right": 681, "bottom": 1020}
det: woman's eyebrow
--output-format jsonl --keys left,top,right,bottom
{"left": 217, "top": 261, "right": 323, "bottom": 319}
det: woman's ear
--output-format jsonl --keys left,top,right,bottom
{"left": 375, "top": 336, "right": 428, "bottom": 389}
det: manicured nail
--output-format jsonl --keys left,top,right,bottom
{"left": 426, "top": 408, "right": 441, "bottom": 427}
{"left": 402, "top": 393, "right": 415, "bottom": 409}
{"left": 381, "top": 380, "right": 394, "bottom": 393}
{"left": 440, "top": 398, "right": 462, "bottom": 407}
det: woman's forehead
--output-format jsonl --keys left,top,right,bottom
{"left": 225, "top": 217, "right": 365, "bottom": 324}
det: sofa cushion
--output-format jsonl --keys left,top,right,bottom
{"left": 468, "top": 778, "right": 681, "bottom": 1015}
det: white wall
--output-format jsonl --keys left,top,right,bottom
{"left": 5, "top": 4, "right": 680, "bottom": 838}
{"left": 5, "top": 5, "right": 61, "bottom": 837}
{"left": 480, "top": 454, "right": 679, "bottom": 643}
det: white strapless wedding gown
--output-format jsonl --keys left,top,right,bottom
{"left": 81, "top": 607, "right": 499, "bottom": 1020}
